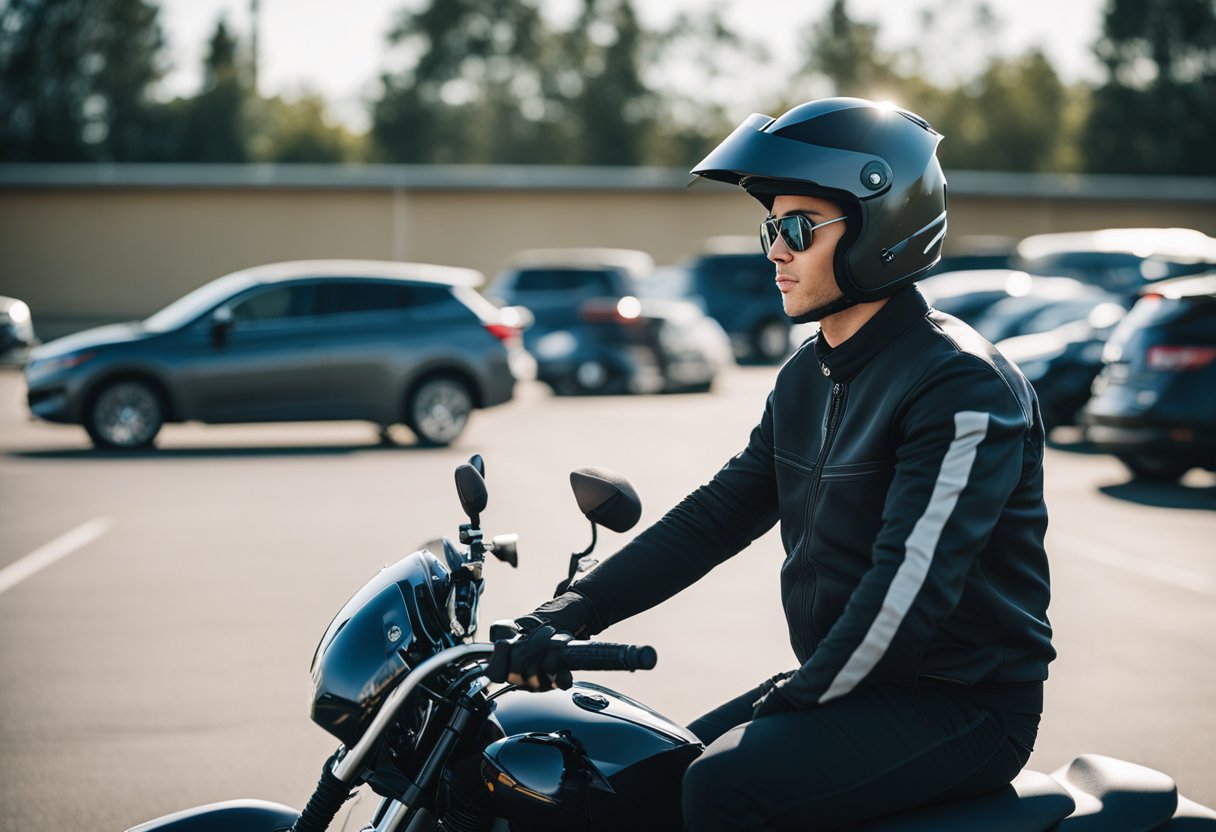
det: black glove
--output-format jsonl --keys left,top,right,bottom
{"left": 751, "top": 671, "right": 800, "bottom": 720}
{"left": 529, "top": 591, "right": 599, "bottom": 637}
{"left": 488, "top": 624, "right": 573, "bottom": 691}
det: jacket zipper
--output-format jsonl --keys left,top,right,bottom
{"left": 801, "top": 381, "right": 845, "bottom": 556}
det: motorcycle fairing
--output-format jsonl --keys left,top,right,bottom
{"left": 309, "top": 550, "right": 457, "bottom": 746}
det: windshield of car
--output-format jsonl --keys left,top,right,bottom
{"left": 511, "top": 269, "right": 620, "bottom": 296}
{"left": 143, "top": 272, "right": 257, "bottom": 332}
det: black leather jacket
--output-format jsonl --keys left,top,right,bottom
{"left": 572, "top": 286, "right": 1054, "bottom": 715}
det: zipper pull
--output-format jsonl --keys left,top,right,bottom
{"left": 832, "top": 383, "right": 842, "bottom": 397}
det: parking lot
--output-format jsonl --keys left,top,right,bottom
{"left": 1, "top": 363, "right": 1214, "bottom": 830}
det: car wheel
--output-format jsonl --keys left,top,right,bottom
{"left": 85, "top": 379, "right": 164, "bottom": 449}
{"left": 1119, "top": 455, "right": 1191, "bottom": 483}
{"left": 752, "top": 319, "right": 790, "bottom": 363}
{"left": 406, "top": 376, "right": 473, "bottom": 447}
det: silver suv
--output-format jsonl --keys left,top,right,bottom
{"left": 25, "top": 260, "right": 523, "bottom": 449}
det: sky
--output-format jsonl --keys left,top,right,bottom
{"left": 156, "top": 0, "right": 1109, "bottom": 133}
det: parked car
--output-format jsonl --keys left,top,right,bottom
{"left": 919, "top": 269, "right": 1098, "bottom": 324}
{"left": 994, "top": 300, "right": 1128, "bottom": 431}
{"left": 920, "top": 270, "right": 1129, "bottom": 431}
{"left": 24, "top": 260, "right": 524, "bottom": 449}
{"left": 1014, "top": 227, "right": 1216, "bottom": 296}
{"left": 1, "top": 295, "right": 37, "bottom": 363}
{"left": 1082, "top": 273, "right": 1216, "bottom": 482}
{"left": 924, "top": 235, "right": 1016, "bottom": 278}
{"left": 666, "top": 237, "right": 791, "bottom": 364}
{"left": 488, "top": 249, "right": 732, "bottom": 395}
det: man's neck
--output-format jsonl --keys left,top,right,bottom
{"left": 819, "top": 297, "right": 890, "bottom": 348}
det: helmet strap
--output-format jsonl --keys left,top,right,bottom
{"left": 788, "top": 294, "right": 858, "bottom": 324}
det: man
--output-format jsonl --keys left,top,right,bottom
{"left": 492, "top": 97, "right": 1055, "bottom": 830}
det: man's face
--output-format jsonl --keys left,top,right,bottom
{"left": 767, "top": 194, "right": 849, "bottom": 321}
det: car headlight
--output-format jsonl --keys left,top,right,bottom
{"left": 6, "top": 301, "right": 31, "bottom": 325}
{"left": 29, "top": 350, "right": 95, "bottom": 375}
{"left": 535, "top": 331, "right": 578, "bottom": 359}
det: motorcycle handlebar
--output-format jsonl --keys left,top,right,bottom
{"left": 560, "top": 640, "right": 657, "bottom": 672}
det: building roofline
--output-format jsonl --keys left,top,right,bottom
{"left": 2, "top": 164, "right": 1215, "bottom": 202}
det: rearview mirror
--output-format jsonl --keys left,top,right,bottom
{"left": 569, "top": 467, "right": 641, "bottom": 533}
{"left": 455, "top": 463, "right": 488, "bottom": 523}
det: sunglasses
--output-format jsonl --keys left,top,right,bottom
{"left": 760, "top": 214, "right": 846, "bottom": 254}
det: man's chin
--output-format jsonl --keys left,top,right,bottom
{"left": 786, "top": 295, "right": 856, "bottom": 324}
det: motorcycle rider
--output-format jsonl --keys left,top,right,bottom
{"left": 492, "top": 97, "right": 1055, "bottom": 830}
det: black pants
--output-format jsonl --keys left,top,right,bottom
{"left": 682, "top": 675, "right": 1039, "bottom": 831}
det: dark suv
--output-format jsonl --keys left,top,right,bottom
{"left": 489, "top": 249, "right": 730, "bottom": 395}
{"left": 24, "top": 260, "right": 523, "bottom": 449}
{"left": 1083, "top": 273, "right": 1216, "bottom": 481}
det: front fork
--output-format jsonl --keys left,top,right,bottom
{"left": 354, "top": 675, "right": 494, "bottom": 832}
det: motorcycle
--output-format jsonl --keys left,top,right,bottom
{"left": 128, "top": 456, "right": 1216, "bottom": 831}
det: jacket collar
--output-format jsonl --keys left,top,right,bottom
{"left": 813, "top": 286, "right": 929, "bottom": 383}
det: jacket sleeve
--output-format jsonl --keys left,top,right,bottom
{"left": 780, "top": 358, "right": 1030, "bottom": 707}
{"left": 570, "top": 391, "right": 781, "bottom": 632}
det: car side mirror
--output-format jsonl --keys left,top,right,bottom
{"left": 211, "top": 306, "right": 234, "bottom": 347}
{"left": 569, "top": 467, "right": 641, "bottom": 533}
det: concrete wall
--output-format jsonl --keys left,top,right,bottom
{"left": 2, "top": 165, "right": 1214, "bottom": 337}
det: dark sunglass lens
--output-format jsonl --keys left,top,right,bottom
{"left": 760, "top": 220, "right": 777, "bottom": 253}
{"left": 782, "top": 216, "right": 809, "bottom": 251}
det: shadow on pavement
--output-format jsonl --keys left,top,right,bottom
{"left": 6, "top": 441, "right": 448, "bottom": 460}
{"left": 1098, "top": 479, "right": 1216, "bottom": 510}
{"left": 1045, "top": 429, "right": 1109, "bottom": 456}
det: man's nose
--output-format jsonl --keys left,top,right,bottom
{"left": 766, "top": 233, "right": 792, "bottom": 264}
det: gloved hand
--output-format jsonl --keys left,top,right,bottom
{"left": 528, "top": 591, "right": 598, "bottom": 638}
{"left": 751, "top": 671, "right": 800, "bottom": 720}
{"left": 487, "top": 591, "right": 600, "bottom": 692}
{"left": 488, "top": 624, "right": 573, "bottom": 691}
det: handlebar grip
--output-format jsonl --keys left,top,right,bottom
{"left": 559, "top": 640, "right": 657, "bottom": 672}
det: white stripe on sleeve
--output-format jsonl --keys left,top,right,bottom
{"left": 818, "top": 411, "right": 990, "bottom": 704}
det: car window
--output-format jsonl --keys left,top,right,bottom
{"left": 699, "top": 256, "right": 772, "bottom": 293}
{"left": 143, "top": 272, "right": 256, "bottom": 332}
{"left": 325, "top": 281, "right": 451, "bottom": 316}
{"left": 231, "top": 284, "right": 323, "bottom": 323}
{"left": 512, "top": 269, "right": 617, "bottom": 295}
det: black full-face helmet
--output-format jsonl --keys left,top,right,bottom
{"left": 691, "top": 97, "right": 947, "bottom": 303}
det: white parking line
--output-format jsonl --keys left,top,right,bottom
{"left": 1051, "top": 533, "right": 1216, "bottom": 598}
{"left": 0, "top": 518, "right": 115, "bottom": 596}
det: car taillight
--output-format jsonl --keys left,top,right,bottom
{"left": 1146, "top": 345, "right": 1216, "bottom": 371}
{"left": 579, "top": 296, "right": 644, "bottom": 325}
{"left": 483, "top": 323, "right": 520, "bottom": 343}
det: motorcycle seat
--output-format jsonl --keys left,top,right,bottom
{"left": 1052, "top": 754, "right": 1178, "bottom": 830}
{"left": 852, "top": 769, "right": 1075, "bottom": 832}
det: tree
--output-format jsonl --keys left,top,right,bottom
{"left": 172, "top": 19, "right": 252, "bottom": 162}
{"left": 1083, "top": 0, "right": 1216, "bottom": 174}
{"left": 370, "top": 0, "right": 560, "bottom": 163}
{"left": 803, "top": 0, "right": 899, "bottom": 98}
{"left": 252, "top": 92, "right": 362, "bottom": 163}
{"left": 0, "top": 0, "right": 168, "bottom": 161}
{"left": 562, "top": 0, "right": 656, "bottom": 164}
{"left": 933, "top": 50, "right": 1072, "bottom": 172}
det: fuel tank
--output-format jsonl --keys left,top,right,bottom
{"left": 125, "top": 799, "right": 299, "bottom": 832}
{"left": 478, "top": 682, "right": 702, "bottom": 830}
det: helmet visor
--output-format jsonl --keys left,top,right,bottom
{"left": 691, "top": 114, "right": 891, "bottom": 199}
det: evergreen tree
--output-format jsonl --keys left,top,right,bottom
{"left": 0, "top": 0, "right": 167, "bottom": 161}
{"left": 1083, "top": 0, "right": 1216, "bottom": 174}
{"left": 173, "top": 19, "right": 251, "bottom": 162}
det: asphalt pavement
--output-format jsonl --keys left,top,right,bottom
{"left": 0, "top": 364, "right": 1213, "bottom": 830}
